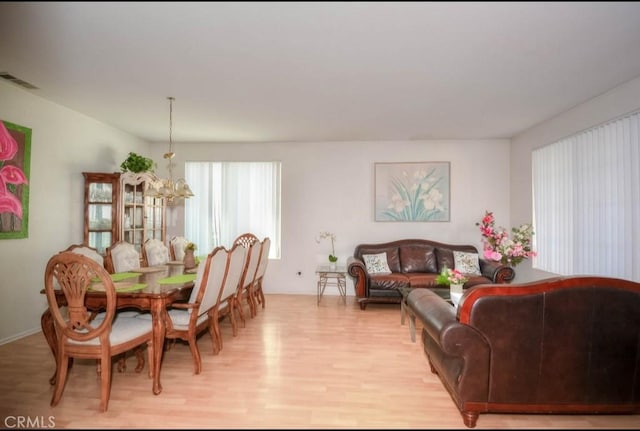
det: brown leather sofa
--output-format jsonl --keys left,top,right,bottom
{"left": 408, "top": 276, "right": 640, "bottom": 428}
{"left": 346, "top": 239, "right": 514, "bottom": 310}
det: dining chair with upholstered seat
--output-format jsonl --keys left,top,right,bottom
{"left": 210, "top": 243, "right": 247, "bottom": 353}
{"left": 233, "top": 239, "right": 261, "bottom": 329}
{"left": 63, "top": 243, "right": 105, "bottom": 267}
{"left": 250, "top": 237, "right": 271, "bottom": 315}
{"left": 62, "top": 243, "right": 143, "bottom": 371}
{"left": 104, "top": 241, "right": 141, "bottom": 274}
{"left": 233, "top": 232, "right": 259, "bottom": 249}
{"left": 44, "top": 251, "right": 154, "bottom": 412}
{"left": 156, "top": 246, "right": 231, "bottom": 374}
{"left": 141, "top": 238, "right": 170, "bottom": 267}
{"left": 169, "top": 236, "right": 190, "bottom": 261}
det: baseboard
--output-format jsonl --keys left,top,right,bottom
{"left": 0, "top": 326, "right": 41, "bottom": 346}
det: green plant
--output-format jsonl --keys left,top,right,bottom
{"left": 436, "top": 266, "right": 468, "bottom": 286}
{"left": 184, "top": 242, "right": 197, "bottom": 251}
{"left": 120, "top": 152, "right": 155, "bottom": 173}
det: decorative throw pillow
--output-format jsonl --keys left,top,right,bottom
{"left": 362, "top": 252, "right": 392, "bottom": 275}
{"left": 453, "top": 251, "right": 481, "bottom": 276}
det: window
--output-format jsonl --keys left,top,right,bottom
{"left": 532, "top": 111, "right": 640, "bottom": 281}
{"left": 184, "top": 161, "right": 281, "bottom": 259}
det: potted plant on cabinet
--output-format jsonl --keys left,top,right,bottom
{"left": 120, "top": 152, "right": 156, "bottom": 173}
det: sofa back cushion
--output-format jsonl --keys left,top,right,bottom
{"left": 399, "top": 245, "right": 437, "bottom": 273}
{"left": 355, "top": 246, "right": 400, "bottom": 273}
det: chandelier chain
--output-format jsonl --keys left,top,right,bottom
{"left": 145, "top": 95, "right": 194, "bottom": 204}
{"left": 168, "top": 96, "right": 174, "bottom": 153}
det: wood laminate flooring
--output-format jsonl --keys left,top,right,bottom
{"left": 0, "top": 294, "right": 637, "bottom": 429}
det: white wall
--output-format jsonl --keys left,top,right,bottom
{"left": 1, "top": 80, "right": 513, "bottom": 344}
{"left": 0, "top": 82, "right": 149, "bottom": 344}
{"left": 151, "top": 139, "right": 511, "bottom": 297}
{"left": 510, "top": 75, "right": 640, "bottom": 282}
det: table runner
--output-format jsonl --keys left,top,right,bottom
{"left": 110, "top": 272, "right": 140, "bottom": 281}
{"left": 157, "top": 273, "right": 197, "bottom": 284}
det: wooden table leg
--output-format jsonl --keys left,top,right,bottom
{"left": 151, "top": 300, "right": 166, "bottom": 395}
{"left": 41, "top": 309, "right": 58, "bottom": 385}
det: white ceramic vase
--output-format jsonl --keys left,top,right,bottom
{"left": 450, "top": 283, "right": 463, "bottom": 295}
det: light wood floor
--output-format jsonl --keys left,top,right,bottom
{"left": 0, "top": 294, "right": 637, "bottom": 429}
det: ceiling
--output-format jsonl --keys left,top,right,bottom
{"left": 2, "top": 2, "right": 640, "bottom": 143}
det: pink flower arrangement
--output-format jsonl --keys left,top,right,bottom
{"left": 0, "top": 122, "right": 28, "bottom": 219}
{"left": 477, "top": 211, "right": 536, "bottom": 267}
{"left": 436, "top": 266, "right": 468, "bottom": 286}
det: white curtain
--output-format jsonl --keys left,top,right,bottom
{"left": 532, "top": 111, "right": 640, "bottom": 281}
{"left": 184, "top": 162, "right": 281, "bottom": 258}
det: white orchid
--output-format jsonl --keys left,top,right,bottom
{"left": 316, "top": 231, "right": 337, "bottom": 262}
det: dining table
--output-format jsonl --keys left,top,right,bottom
{"left": 40, "top": 262, "right": 196, "bottom": 395}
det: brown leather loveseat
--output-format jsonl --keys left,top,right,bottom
{"left": 346, "top": 239, "right": 514, "bottom": 310}
{"left": 408, "top": 276, "right": 640, "bottom": 428}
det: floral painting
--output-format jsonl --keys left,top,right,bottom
{"left": 374, "top": 162, "right": 450, "bottom": 222}
{"left": 0, "top": 120, "right": 31, "bottom": 239}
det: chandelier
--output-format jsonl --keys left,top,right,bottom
{"left": 146, "top": 96, "right": 194, "bottom": 204}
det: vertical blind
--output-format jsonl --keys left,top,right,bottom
{"left": 184, "top": 161, "right": 281, "bottom": 259}
{"left": 532, "top": 111, "right": 640, "bottom": 281}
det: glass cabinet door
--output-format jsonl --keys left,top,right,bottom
{"left": 83, "top": 172, "right": 120, "bottom": 255}
{"left": 120, "top": 172, "right": 166, "bottom": 253}
{"left": 145, "top": 196, "right": 165, "bottom": 241}
{"left": 122, "top": 179, "right": 146, "bottom": 253}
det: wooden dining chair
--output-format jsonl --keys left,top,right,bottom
{"left": 209, "top": 243, "right": 247, "bottom": 353}
{"left": 250, "top": 237, "right": 271, "bottom": 315}
{"left": 169, "top": 236, "right": 190, "bottom": 261}
{"left": 159, "top": 246, "right": 229, "bottom": 374}
{"left": 61, "top": 243, "right": 143, "bottom": 371}
{"left": 63, "top": 243, "right": 105, "bottom": 267}
{"left": 44, "top": 251, "right": 154, "bottom": 412}
{"left": 104, "top": 241, "right": 141, "bottom": 274}
{"left": 141, "top": 238, "right": 170, "bottom": 267}
{"left": 234, "top": 240, "right": 262, "bottom": 328}
{"left": 233, "top": 232, "right": 259, "bottom": 249}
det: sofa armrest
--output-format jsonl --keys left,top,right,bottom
{"left": 407, "top": 289, "right": 490, "bottom": 404}
{"left": 347, "top": 256, "right": 368, "bottom": 299}
{"left": 478, "top": 258, "right": 515, "bottom": 284}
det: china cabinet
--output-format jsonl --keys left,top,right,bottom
{"left": 83, "top": 172, "right": 120, "bottom": 255}
{"left": 83, "top": 172, "right": 166, "bottom": 255}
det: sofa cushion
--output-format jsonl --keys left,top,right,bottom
{"left": 369, "top": 273, "right": 411, "bottom": 290}
{"left": 399, "top": 245, "right": 438, "bottom": 273}
{"left": 453, "top": 251, "right": 482, "bottom": 275}
{"left": 405, "top": 273, "right": 439, "bottom": 288}
{"left": 435, "top": 248, "right": 455, "bottom": 273}
{"left": 362, "top": 252, "right": 392, "bottom": 275}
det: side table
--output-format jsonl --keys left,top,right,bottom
{"left": 316, "top": 265, "right": 347, "bottom": 305}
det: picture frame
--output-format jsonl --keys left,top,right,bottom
{"left": 374, "top": 161, "right": 450, "bottom": 222}
{"left": 0, "top": 120, "right": 32, "bottom": 239}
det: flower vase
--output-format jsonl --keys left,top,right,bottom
{"left": 329, "top": 258, "right": 337, "bottom": 270}
{"left": 183, "top": 249, "right": 197, "bottom": 270}
{"left": 450, "top": 283, "right": 463, "bottom": 295}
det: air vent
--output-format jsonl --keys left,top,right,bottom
{"left": 0, "top": 72, "right": 39, "bottom": 89}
